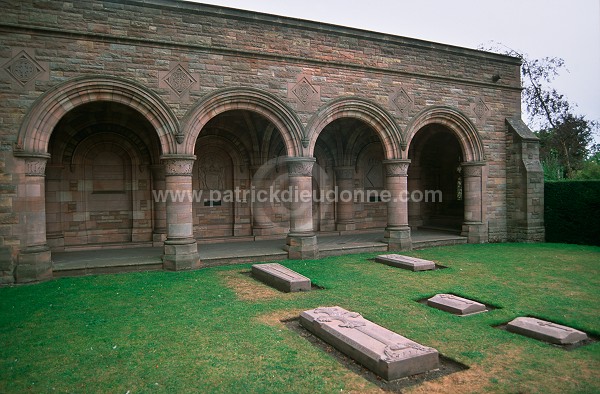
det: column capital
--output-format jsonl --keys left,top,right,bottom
{"left": 383, "top": 159, "right": 411, "bottom": 177}
{"left": 160, "top": 154, "right": 196, "bottom": 176}
{"left": 285, "top": 157, "right": 316, "bottom": 177}
{"left": 461, "top": 161, "right": 486, "bottom": 177}
{"left": 334, "top": 166, "right": 355, "bottom": 180}
{"left": 14, "top": 152, "right": 51, "bottom": 177}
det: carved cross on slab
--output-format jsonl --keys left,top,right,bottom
{"left": 251, "top": 263, "right": 311, "bottom": 292}
{"left": 375, "top": 254, "right": 436, "bottom": 271}
{"left": 506, "top": 317, "right": 588, "bottom": 345}
{"left": 427, "top": 294, "right": 487, "bottom": 315}
{"left": 536, "top": 321, "right": 572, "bottom": 332}
{"left": 438, "top": 294, "right": 475, "bottom": 304}
{"left": 301, "top": 306, "right": 439, "bottom": 380}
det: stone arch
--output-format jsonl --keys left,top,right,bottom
{"left": 305, "top": 97, "right": 403, "bottom": 160}
{"left": 181, "top": 87, "right": 304, "bottom": 157}
{"left": 16, "top": 75, "right": 179, "bottom": 155}
{"left": 405, "top": 106, "right": 485, "bottom": 162}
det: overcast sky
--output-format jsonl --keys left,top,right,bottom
{"left": 187, "top": 0, "right": 600, "bottom": 129}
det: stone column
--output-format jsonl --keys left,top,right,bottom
{"left": 383, "top": 159, "right": 412, "bottom": 251}
{"left": 14, "top": 153, "right": 52, "bottom": 282}
{"left": 45, "top": 164, "right": 64, "bottom": 250}
{"left": 334, "top": 166, "right": 356, "bottom": 231}
{"left": 285, "top": 157, "right": 318, "bottom": 259}
{"left": 250, "top": 164, "right": 275, "bottom": 236}
{"left": 407, "top": 163, "right": 422, "bottom": 229}
{"left": 150, "top": 165, "right": 167, "bottom": 246}
{"left": 161, "top": 155, "right": 201, "bottom": 270}
{"left": 461, "top": 161, "right": 487, "bottom": 243}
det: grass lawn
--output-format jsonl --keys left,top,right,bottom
{"left": 1, "top": 243, "right": 599, "bottom": 393}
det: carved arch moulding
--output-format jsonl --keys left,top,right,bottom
{"left": 180, "top": 87, "right": 305, "bottom": 157}
{"left": 14, "top": 76, "right": 180, "bottom": 156}
{"left": 404, "top": 106, "right": 485, "bottom": 163}
{"left": 305, "top": 97, "right": 405, "bottom": 161}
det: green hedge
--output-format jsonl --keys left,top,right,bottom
{"left": 545, "top": 180, "right": 600, "bottom": 246}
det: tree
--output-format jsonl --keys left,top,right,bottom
{"left": 573, "top": 147, "right": 600, "bottom": 180}
{"left": 538, "top": 113, "right": 595, "bottom": 177}
{"left": 480, "top": 42, "right": 598, "bottom": 178}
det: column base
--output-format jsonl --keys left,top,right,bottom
{"left": 16, "top": 245, "right": 53, "bottom": 283}
{"left": 162, "top": 239, "right": 201, "bottom": 271}
{"left": 285, "top": 233, "right": 319, "bottom": 260}
{"left": 461, "top": 222, "right": 488, "bottom": 244}
{"left": 383, "top": 227, "right": 412, "bottom": 251}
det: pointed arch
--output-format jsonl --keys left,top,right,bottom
{"left": 15, "top": 75, "right": 178, "bottom": 156}
{"left": 305, "top": 97, "right": 403, "bottom": 160}
{"left": 181, "top": 87, "right": 304, "bottom": 157}
{"left": 405, "top": 106, "right": 485, "bottom": 162}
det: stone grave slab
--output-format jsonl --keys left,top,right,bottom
{"left": 506, "top": 317, "right": 588, "bottom": 345}
{"left": 375, "top": 254, "right": 435, "bottom": 271}
{"left": 427, "top": 294, "right": 487, "bottom": 315}
{"left": 251, "top": 263, "right": 311, "bottom": 292}
{"left": 300, "top": 306, "right": 439, "bottom": 380}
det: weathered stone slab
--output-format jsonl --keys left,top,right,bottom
{"left": 427, "top": 294, "right": 487, "bottom": 315}
{"left": 300, "top": 306, "right": 439, "bottom": 380}
{"left": 506, "top": 317, "right": 588, "bottom": 345}
{"left": 375, "top": 254, "right": 435, "bottom": 271}
{"left": 251, "top": 263, "right": 311, "bottom": 292}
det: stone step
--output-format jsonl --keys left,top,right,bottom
{"left": 412, "top": 237, "right": 467, "bottom": 249}
{"left": 53, "top": 261, "right": 163, "bottom": 277}
{"left": 300, "top": 306, "right": 439, "bottom": 381}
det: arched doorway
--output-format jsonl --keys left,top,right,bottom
{"left": 46, "top": 101, "right": 161, "bottom": 249}
{"left": 408, "top": 125, "right": 463, "bottom": 232}
{"left": 193, "top": 109, "right": 289, "bottom": 239}
{"left": 306, "top": 97, "right": 407, "bottom": 250}
{"left": 405, "top": 106, "right": 487, "bottom": 243}
{"left": 314, "top": 118, "right": 388, "bottom": 232}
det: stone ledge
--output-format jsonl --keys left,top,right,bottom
{"left": 300, "top": 306, "right": 439, "bottom": 381}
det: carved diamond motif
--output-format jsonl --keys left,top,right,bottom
{"left": 164, "top": 64, "right": 196, "bottom": 96}
{"left": 291, "top": 77, "right": 318, "bottom": 105}
{"left": 391, "top": 87, "right": 414, "bottom": 115}
{"left": 3, "top": 51, "right": 44, "bottom": 86}
{"left": 288, "top": 74, "right": 320, "bottom": 109}
{"left": 473, "top": 98, "right": 489, "bottom": 120}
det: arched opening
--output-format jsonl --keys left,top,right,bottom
{"left": 46, "top": 101, "right": 162, "bottom": 250}
{"left": 408, "top": 124, "right": 464, "bottom": 232}
{"left": 193, "top": 109, "right": 290, "bottom": 240}
{"left": 314, "top": 118, "right": 387, "bottom": 232}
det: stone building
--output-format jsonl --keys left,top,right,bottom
{"left": 0, "top": 0, "right": 544, "bottom": 283}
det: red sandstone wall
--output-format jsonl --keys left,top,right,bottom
{"left": 0, "top": 0, "right": 526, "bottom": 281}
